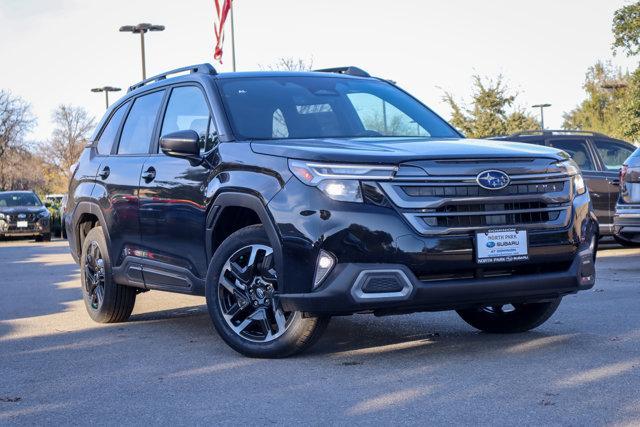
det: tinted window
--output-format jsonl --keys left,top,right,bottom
{"left": 0, "top": 192, "right": 41, "bottom": 207}
{"left": 547, "top": 139, "right": 594, "bottom": 170}
{"left": 97, "top": 102, "right": 129, "bottom": 155}
{"left": 118, "top": 91, "right": 164, "bottom": 155}
{"left": 594, "top": 139, "right": 635, "bottom": 170}
{"left": 160, "top": 86, "right": 216, "bottom": 153}
{"left": 218, "top": 76, "right": 459, "bottom": 140}
{"left": 348, "top": 93, "right": 428, "bottom": 136}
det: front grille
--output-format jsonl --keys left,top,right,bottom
{"left": 423, "top": 201, "right": 562, "bottom": 228}
{"left": 378, "top": 164, "right": 573, "bottom": 235}
{"left": 361, "top": 276, "right": 404, "bottom": 293}
{"left": 4, "top": 213, "right": 38, "bottom": 222}
{"left": 402, "top": 182, "right": 564, "bottom": 198}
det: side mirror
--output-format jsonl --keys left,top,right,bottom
{"left": 44, "top": 202, "right": 52, "bottom": 208}
{"left": 160, "top": 130, "right": 201, "bottom": 159}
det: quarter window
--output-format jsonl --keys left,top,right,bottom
{"left": 160, "top": 86, "right": 216, "bottom": 153}
{"left": 96, "top": 102, "right": 129, "bottom": 155}
{"left": 594, "top": 139, "right": 635, "bottom": 171}
{"left": 117, "top": 90, "right": 165, "bottom": 155}
{"left": 547, "top": 139, "right": 594, "bottom": 171}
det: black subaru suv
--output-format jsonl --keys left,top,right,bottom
{"left": 492, "top": 130, "right": 637, "bottom": 244}
{"left": 65, "top": 64, "right": 597, "bottom": 357}
{"left": 0, "top": 191, "right": 51, "bottom": 241}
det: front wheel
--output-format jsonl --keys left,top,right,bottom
{"left": 457, "top": 298, "right": 561, "bottom": 333}
{"left": 206, "top": 225, "right": 329, "bottom": 358}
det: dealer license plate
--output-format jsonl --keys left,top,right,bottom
{"left": 17, "top": 221, "right": 28, "bottom": 228}
{"left": 476, "top": 228, "right": 528, "bottom": 264}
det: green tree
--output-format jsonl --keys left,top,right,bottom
{"left": 613, "top": 1, "right": 640, "bottom": 57}
{"left": 444, "top": 75, "right": 539, "bottom": 138}
{"left": 562, "top": 61, "right": 629, "bottom": 139}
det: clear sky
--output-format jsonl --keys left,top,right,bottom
{"left": 1, "top": 0, "right": 638, "bottom": 142}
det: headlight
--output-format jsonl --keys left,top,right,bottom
{"left": 573, "top": 173, "right": 586, "bottom": 195}
{"left": 0, "top": 213, "right": 4, "bottom": 220}
{"left": 556, "top": 159, "right": 586, "bottom": 195}
{"left": 289, "top": 160, "right": 397, "bottom": 202}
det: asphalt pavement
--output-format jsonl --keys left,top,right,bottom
{"left": 1, "top": 238, "right": 639, "bottom": 426}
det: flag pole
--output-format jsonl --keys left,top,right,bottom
{"left": 230, "top": 1, "right": 236, "bottom": 72}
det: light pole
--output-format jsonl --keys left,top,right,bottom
{"left": 91, "top": 86, "right": 122, "bottom": 109}
{"left": 532, "top": 103, "right": 551, "bottom": 130}
{"left": 119, "top": 23, "right": 165, "bottom": 80}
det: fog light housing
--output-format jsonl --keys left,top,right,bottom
{"left": 313, "top": 250, "right": 335, "bottom": 289}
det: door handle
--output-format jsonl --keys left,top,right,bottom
{"left": 141, "top": 167, "right": 156, "bottom": 183}
{"left": 98, "top": 166, "right": 110, "bottom": 180}
{"left": 609, "top": 178, "right": 620, "bottom": 186}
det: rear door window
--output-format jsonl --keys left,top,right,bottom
{"left": 96, "top": 102, "right": 129, "bottom": 155}
{"left": 117, "top": 90, "right": 165, "bottom": 155}
{"left": 547, "top": 139, "right": 595, "bottom": 171}
{"left": 594, "top": 139, "right": 636, "bottom": 171}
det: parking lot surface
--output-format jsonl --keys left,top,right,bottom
{"left": 1, "top": 239, "right": 639, "bottom": 425}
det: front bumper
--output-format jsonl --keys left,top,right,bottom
{"left": 279, "top": 247, "right": 595, "bottom": 315}
{"left": 0, "top": 220, "right": 50, "bottom": 237}
{"left": 268, "top": 179, "right": 597, "bottom": 315}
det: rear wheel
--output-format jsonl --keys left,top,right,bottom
{"left": 80, "top": 226, "right": 136, "bottom": 323}
{"left": 457, "top": 298, "right": 561, "bottom": 333}
{"left": 206, "top": 225, "right": 329, "bottom": 358}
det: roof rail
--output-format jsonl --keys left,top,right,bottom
{"left": 128, "top": 63, "right": 217, "bottom": 92}
{"left": 314, "top": 66, "right": 370, "bottom": 78}
{"left": 508, "top": 129, "right": 609, "bottom": 138}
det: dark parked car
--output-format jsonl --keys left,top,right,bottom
{"left": 0, "top": 191, "right": 51, "bottom": 241}
{"left": 491, "top": 130, "right": 637, "bottom": 241}
{"left": 615, "top": 147, "right": 640, "bottom": 245}
{"left": 65, "top": 64, "right": 597, "bottom": 358}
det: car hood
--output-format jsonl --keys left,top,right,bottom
{"left": 0, "top": 206, "right": 46, "bottom": 215}
{"left": 250, "top": 137, "right": 567, "bottom": 163}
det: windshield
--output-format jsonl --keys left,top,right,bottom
{"left": 0, "top": 192, "right": 42, "bottom": 208}
{"left": 217, "top": 76, "right": 460, "bottom": 140}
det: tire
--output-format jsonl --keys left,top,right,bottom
{"left": 35, "top": 233, "right": 51, "bottom": 242}
{"left": 206, "top": 225, "right": 329, "bottom": 358}
{"left": 80, "top": 226, "right": 136, "bottom": 323}
{"left": 614, "top": 234, "right": 640, "bottom": 247}
{"left": 456, "top": 298, "right": 562, "bottom": 333}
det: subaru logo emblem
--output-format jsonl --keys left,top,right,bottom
{"left": 476, "top": 170, "right": 510, "bottom": 190}
{"left": 17, "top": 213, "right": 26, "bottom": 219}
{"left": 486, "top": 241, "right": 496, "bottom": 248}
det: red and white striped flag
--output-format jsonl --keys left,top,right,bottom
{"left": 214, "top": 0, "right": 233, "bottom": 63}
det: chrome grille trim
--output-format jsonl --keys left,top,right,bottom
{"left": 380, "top": 170, "right": 573, "bottom": 235}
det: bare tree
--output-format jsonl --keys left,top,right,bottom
{"left": 0, "top": 90, "right": 36, "bottom": 159}
{"left": 261, "top": 56, "right": 314, "bottom": 71}
{"left": 45, "top": 104, "right": 95, "bottom": 178}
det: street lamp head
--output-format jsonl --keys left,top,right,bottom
{"left": 532, "top": 103, "right": 552, "bottom": 108}
{"left": 119, "top": 23, "right": 165, "bottom": 33}
{"left": 91, "top": 86, "right": 122, "bottom": 93}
